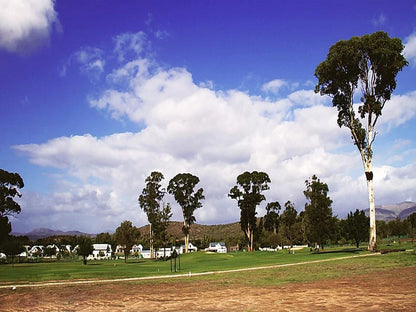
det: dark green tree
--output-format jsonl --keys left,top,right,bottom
{"left": 388, "top": 218, "right": 407, "bottom": 239}
{"left": 139, "top": 171, "right": 168, "bottom": 258}
{"left": 153, "top": 202, "right": 172, "bottom": 259}
{"left": 0, "top": 169, "right": 24, "bottom": 243}
{"left": 77, "top": 235, "right": 94, "bottom": 265}
{"left": 168, "top": 173, "right": 204, "bottom": 253}
{"left": 407, "top": 212, "right": 416, "bottom": 243}
{"left": 44, "top": 246, "right": 57, "bottom": 258}
{"left": 315, "top": 32, "right": 408, "bottom": 251}
{"left": 303, "top": 175, "right": 334, "bottom": 250}
{"left": 114, "top": 220, "right": 140, "bottom": 263}
{"left": 0, "top": 216, "right": 11, "bottom": 245}
{"left": 264, "top": 201, "right": 281, "bottom": 234}
{"left": 228, "top": 171, "right": 270, "bottom": 251}
{"left": 1, "top": 236, "right": 24, "bottom": 264}
{"left": 95, "top": 232, "right": 112, "bottom": 244}
{"left": 344, "top": 209, "right": 369, "bottom": 248}
{"left": 279, "top": 201, "right": 298, "bottom": 248}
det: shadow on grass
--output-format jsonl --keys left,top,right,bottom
{"left": 312, "top": 248, "right": 365, "bottom": 254}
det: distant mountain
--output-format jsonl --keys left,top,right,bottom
{"left": 364, "top": 201, "right": 416, "bottom": 221}
{"left": 11, "top": 228, "right": 95, "bottom": 241}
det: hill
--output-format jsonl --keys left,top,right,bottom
{"left": 11, "top": 222, "right": 242, "bottom": 242}
{"left": 138, "top": 221, "right": 242, "bottom": 242}
{"left": 11, "top": 228, "right": 95, "bottom": 241}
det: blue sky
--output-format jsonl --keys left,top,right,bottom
{"left": 1, "top": 0, "right": 416, "bottom": 233}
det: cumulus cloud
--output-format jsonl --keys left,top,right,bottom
{"left": 379, "top": 91, "right": 416, "bottom": 131}
{"left": 0, "top": 0, "right": 59, "bottom": 54}
{"left": 404, "top": 32, "right": 416, "bottom": 66}
{"left": 262, "top": 79, "right": 288, "bottom": 94}
{"left": 12, "top": 30, "right": 416, "bottom": 232}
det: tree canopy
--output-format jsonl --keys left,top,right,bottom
{"left": 0, "top": 169, "right": 24, "bottom": 244}
{"left": 77, "top": 235, "right": 94, "bottom": 265}
{"left": 264, "top": 201, "right": 281, "bottom": 234}
{"left": 228, "top": 171, "right": 270, "bottom": 251}
{"left": 279, "top": 201, "right": 298, "bottom": 248}
{"left": 344, "top": 209, "right": 370, "bottom": 248}
{"left": 139, "top": 171, "right": 172, "bottom": 257}
{"left": 168, "top": 173, "right": 204, "bottom": 253}
{"left": 303, "top": 175, "right": 334, "bottom": 249}
{"left": 114, "top": 220, "right": 140, "bottom": 263}
{"left": 314, "top": 31, "right": 408, "bottom": 251}
{"left": 1, "top": 169, "right": 24, "bottom": 218}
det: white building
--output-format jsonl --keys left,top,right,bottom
{"left": 180, "top": 242, "right": 198, "bottom": 254}
{"left": 29, "top": 245, "right": 44, "bottom": 257}
{"left": 87, "top": 243, "right": 112, "bottom": 260}
{"left": 205, "top": 242, "right": 227, "bottom": 253}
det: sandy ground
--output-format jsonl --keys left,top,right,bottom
{"left": 0, "top": 266, "right": 415, "bottom": 311}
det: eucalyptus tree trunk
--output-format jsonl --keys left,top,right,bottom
{"left": 150, "top": 223, "right": 154, "bottom": 259}
{"left": 362, "top": 127, "right": 377, "bottom": 252}
{"left": 184, "top": 221, "right": 189, "bottom": 253}
{"left": 365, "top": 161, "right": 376, "bottom": 251}
{"left": 245, "top": 228, "right": 253, "bottom": 252}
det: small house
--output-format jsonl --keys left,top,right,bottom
{"left": 205, "top": 242, "right": 227, "bottom": 253}
{"left": 88, "top": 243, "right": 112, "bottom": 260}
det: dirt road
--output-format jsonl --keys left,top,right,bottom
{"left": 1, "top": 266, "right": 415, "bottom": 311}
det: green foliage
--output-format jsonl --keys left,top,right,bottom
{"left": 303, "top": 175, "right": 334, "bottom": 249}
{"left": 95, "top": 232, "right": 112, "bottom": 244}
{"left": 264, "top": 201, "right": 281, "bottom": 234}
{"left": 315, "top": 32, "right": 408, "bottom": 162}
{"left": 344, "top": 209, "right": 369, "bottom": 248}
{"left": 228, "top": 171, "right": 270, "bottom": 251}
{"left": 139, "top": 172, "right": 172, "bottom": 256}
{"left": 0, "top": 169, "right": 24, "bottom": 243}
{"left": 114, "top": 220, "right": 140, "bottom": 263}
{"left": 1, "top": 236, "right": 24, "bottom": 263}
{"left": 77, "top": 235, "right": 94, "bottom": 265}
{"left": 0, "top": 169, "right": 24, "bottom": 218}
{"left": 279, "top": 201, "right": 298, "bottom": 247}
{"left": 168, "top": 173, "right": 204, "bottom": 252}
{"left": 0, "top": 216, "right": 11, "bottom": 244}
{"left": 139, "top": 171, "right": 166, "bottom": 226}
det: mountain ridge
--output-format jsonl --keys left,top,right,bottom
{"left": 364, "top": 201, "right": 416, "bottom": 221}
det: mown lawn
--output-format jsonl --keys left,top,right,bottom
{"left": 0, "top": 243, "right": 414, "bottom": 285}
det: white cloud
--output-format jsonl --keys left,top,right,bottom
{"left": 0, "top": 0, "right": 58, "bottom": 54}
{"left": 379, "top": 91, "right": 416, "bottom": 131}
{"left": 113, "top": 31, "right": 148, "bottom": 62}
{"left": 12, "top": 31, "right": 416, "bottom": 233}
{"left": 404, "top": 32, "right": 416, "bottom": 66}
{"left": 262, "top": 79, "right": 288, "bottom": 94}
{"left": 60, "top": 47, "right": 105, "bottom": 81}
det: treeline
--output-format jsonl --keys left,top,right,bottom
{"left": 229, "top": 171, "right": 416, "bottom": 250}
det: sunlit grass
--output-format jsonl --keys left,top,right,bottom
{"left": 0, "top": 243, "right": 414, "bottom": 286}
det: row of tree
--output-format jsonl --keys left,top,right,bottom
{"left": 229, "top": 171, "right": 416, "bottom": 250}
{"left": 256, "top": 208, "right": 416, "bottom": 250}
{"left": 138, "top": 172, "right": 204, "bottom": 257}
{"left": 229, "top": 171, "right": 336, "bottom": 250}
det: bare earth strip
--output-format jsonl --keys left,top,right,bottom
{"left": 1, "top": 254, "right": 416, "bottom": 311}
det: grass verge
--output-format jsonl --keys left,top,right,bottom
{"left": 0, "top": 244, "right": 414, "bottom": 287}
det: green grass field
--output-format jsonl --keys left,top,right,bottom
{"left": 0, "top": 242, "right": 414, "bottom": 286}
